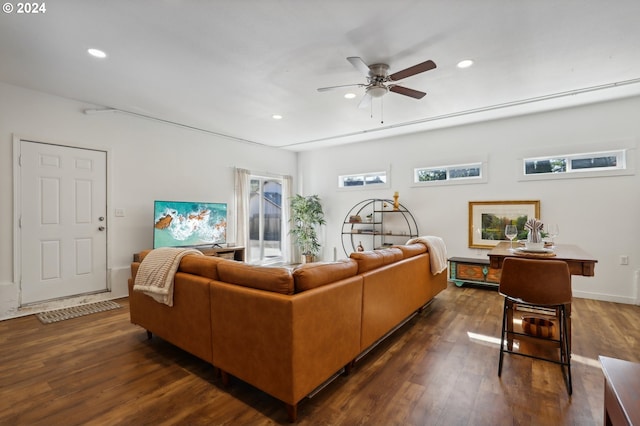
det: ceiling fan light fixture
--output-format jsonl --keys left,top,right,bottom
{"left": 367, "top": 85, "right": 388, "bottom": 98}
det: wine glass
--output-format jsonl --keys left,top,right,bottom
{"left": 547, "top": 224, "right": 560, "bottom": 247}
{"left": 505, "top": 224, "right": 518, "bottom": 251}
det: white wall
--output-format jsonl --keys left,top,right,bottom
{"left": 0, "top": 82, "right": 297, "bottom": 319}
{"left": 298, "top": 96, "right": 640, "bottom": 305}
{"left": 2, "top": 82, "right": 638, "bottom": 319}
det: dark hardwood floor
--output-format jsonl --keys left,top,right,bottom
{"left": 1, "top": 283, "right": 638, "bottom": 425}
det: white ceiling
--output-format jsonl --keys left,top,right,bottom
{"left": 2, "top": 0, "right": 640, "bottom": 151}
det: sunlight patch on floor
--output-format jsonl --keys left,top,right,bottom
{"left": 467, "top": 331, "right": 602, "bottom": 369}
{"left": 467, "top": 331, "right": 519, "bottom": 350}
{"left": 571, "top": 353, "right": 601, "bottom": 369}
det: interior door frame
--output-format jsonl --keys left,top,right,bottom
{"left": 12, "top": 135, "right": 111, "bottom": 305}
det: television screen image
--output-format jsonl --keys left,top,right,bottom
{"left": 153, "top": 200, "right": 227, "bottom": 248}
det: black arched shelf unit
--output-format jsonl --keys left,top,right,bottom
{"left": 341, "top": 198, "right": 419, "bottom": 256}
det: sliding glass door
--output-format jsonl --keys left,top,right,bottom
{"left": 248, "top": 176, "right": 283, "bottom": 264}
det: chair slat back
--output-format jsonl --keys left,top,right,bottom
{"left": 498, "top": 257, "right": 572, "bottom": 305}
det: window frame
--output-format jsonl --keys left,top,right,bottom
{"left": 520, "top": 148, "right": 632, "bottom": 181}
{"left": 412, "top": 161, "right": 487, "bottom": 187}
{"left": 338, "top": 169, "right": 390, "bottom": 190}
{"left": 247, "top": 174, "right": 285, "bottom": 265}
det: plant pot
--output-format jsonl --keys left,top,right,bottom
{"left": 302, "top": 254, "right": 315, "bottom": 264}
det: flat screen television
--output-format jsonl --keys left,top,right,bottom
{"left": 153, "top": 200, "right": 227, "bottom": 248}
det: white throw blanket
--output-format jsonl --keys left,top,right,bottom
{"left": 133, "top": 247, "right": 203, "bottom": 306}
{"left": 406, "top": 236, "right": 448, "bottom": 275}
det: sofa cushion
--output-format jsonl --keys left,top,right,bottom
{"left": 350, "top": 248, "right": 403, "bottom": 274}
{"left": 394, "top": 243, "right": 427, "bottom": 259}
{"left": 178, "top": 255, "right": 224, "bottom": 280}
{"left": 349, "top": 251, "right": 383, "bottom": 273}
{"left": 217, "top": 261, "right": 294, "bottom": 295}
{"left": 379, "top": 247, "right": 403, "bottom": 263}
{"left": 135, "top": 249, "right": 221, "bottom": 280}
{"left": 138, "top": 249, "right": 153, "bottom": 262}
{"left": 293, "top": 259, "right": 358, "bottom": 292}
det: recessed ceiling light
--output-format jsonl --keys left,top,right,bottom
{"left": 272, "top": 114, "right": 283, "bottom": 120}
{"left": 88, "top": 48, "right": 107, "bottom": 59}
{"left": 457, "top": 59, "right": 474, "bottom": 69}
{"left": 344, "top": 93, "right": 357, "bottom": 99}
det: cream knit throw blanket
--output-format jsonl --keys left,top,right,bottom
{"left": 133, "top": 247, "right": 203, "bottom": 306}
{"left": 406, "top": 236, "right": 448, "bottom": 275}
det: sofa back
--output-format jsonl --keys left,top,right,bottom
{"left": 217, "top": 261, "right": 295, "bottom": 295}
{"left": 292, "top": 259, "right": 358, "bottom": 292}
{"left": 357, "top": 250, "right": 447, "bottom": 351}
{"left": 133, "top": 249, "right": 224, "bottom": 281}
{"left": 349, "top": 247, "right": 404, "bottom": 273}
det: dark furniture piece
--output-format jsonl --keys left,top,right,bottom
{"left": 497, "top": 257, "right": 573, "bottom": 395}
{"left": 488, "top": 242, "right": 597, "bottom": 277}
{"left": 600, "top": 356, "right": 640, "bottom": 426}
{"left": 133, "top": 246, "right": 245, "bottom": 262}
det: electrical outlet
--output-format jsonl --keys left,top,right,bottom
{"left": 115, "top": 208, "right": 125, "bottom": 217}
{"left": 620, "top": 255, "right": 629, "bottom": 265}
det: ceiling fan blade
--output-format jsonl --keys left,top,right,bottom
{"left": 317, "top": 83, "right": 365, "bottom": 92}
{"left": 389, "top": 85, "right": 426, "bottom": 99}
{"left": 389, "top": 60, "right": 436, "bottom": 81}
{"left": 358, "top": 93, "right": 372, "bottom": 109}
{"left": 347, "top": 57, "right": 371, "bottom": 77}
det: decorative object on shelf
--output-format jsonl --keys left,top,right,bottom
{"left": 290, "top": 194, "right": 326, "bottom": 263}
{"left": 357, "top": 241, "right": 365, "bottom": 252}
{"left": 349, "top": 215, "right": 362, "bottom": 223}
{"left": 524, "top": 218, "right": 544, "bottom": 250}
{"left": 341, "top": 198, "right": 418, "bottom": 255}
{"left": 393, "top": 191, "right": 400, "bottom": 211}
{"left": 468, "top": 200, "right": 540, "bottom": 248}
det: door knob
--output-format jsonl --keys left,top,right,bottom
{"left": 99, "top": 217, "right": 105, "bottom": 221}
{"left": 98, "top": 226, "right": 105, "bottom": 231}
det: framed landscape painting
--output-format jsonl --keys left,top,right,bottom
{"left": 468, "top": 200, "right": 540, "bottom": 248}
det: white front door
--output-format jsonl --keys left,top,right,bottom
{"left": 19, "top": 141, "right": 107, "bottom": 305}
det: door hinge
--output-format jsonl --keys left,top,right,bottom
{"left": 18, "top": 155, "right": 21, "bottom": 166}
{"left": 18, "top": 216, "right": 21, "bottom": 228}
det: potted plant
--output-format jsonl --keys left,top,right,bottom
{"left": 290, "top": 194, "right": 326, "bottom": 263}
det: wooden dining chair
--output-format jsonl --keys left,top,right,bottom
{"left": 497, "top": 257, "right": 573, "bottom": 394}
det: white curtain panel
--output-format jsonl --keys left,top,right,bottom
{"left": 282, "top": 174, "right": 293, "bottom": 264}
{"left": 234, "top": 167, "right": 250, "bottom": 250}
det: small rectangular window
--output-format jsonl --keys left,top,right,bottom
{"left": 414, "top": 162, "right": 485, "bottom": 186}
{"left": 523, "top": 150, "right": 626, "bottom": 179}
{"left": 339, "top": 171, "right": 388, "bottom": 189}
{"left": 524, "top": 158, "right": 567, "bottom": 174}
{"left": 416, "top": 169, "right": 446, "bottom": 182}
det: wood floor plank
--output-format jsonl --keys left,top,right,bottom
{"left": 0, "top": 284, "right": 639, "bottom": 425}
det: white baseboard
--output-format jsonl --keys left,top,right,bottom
{"left": 573, "top": 290, "right": 637, "bottom": 305}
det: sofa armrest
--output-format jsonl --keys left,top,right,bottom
{"left": 128, "top": 272, "right": 213, "bottom": 363}
{"left": 210, "top": 275, "right": 363, "bottom": 406}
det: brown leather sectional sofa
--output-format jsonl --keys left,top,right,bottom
{"left": 128, "top": 243, "right": 447, "bottom": 422}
